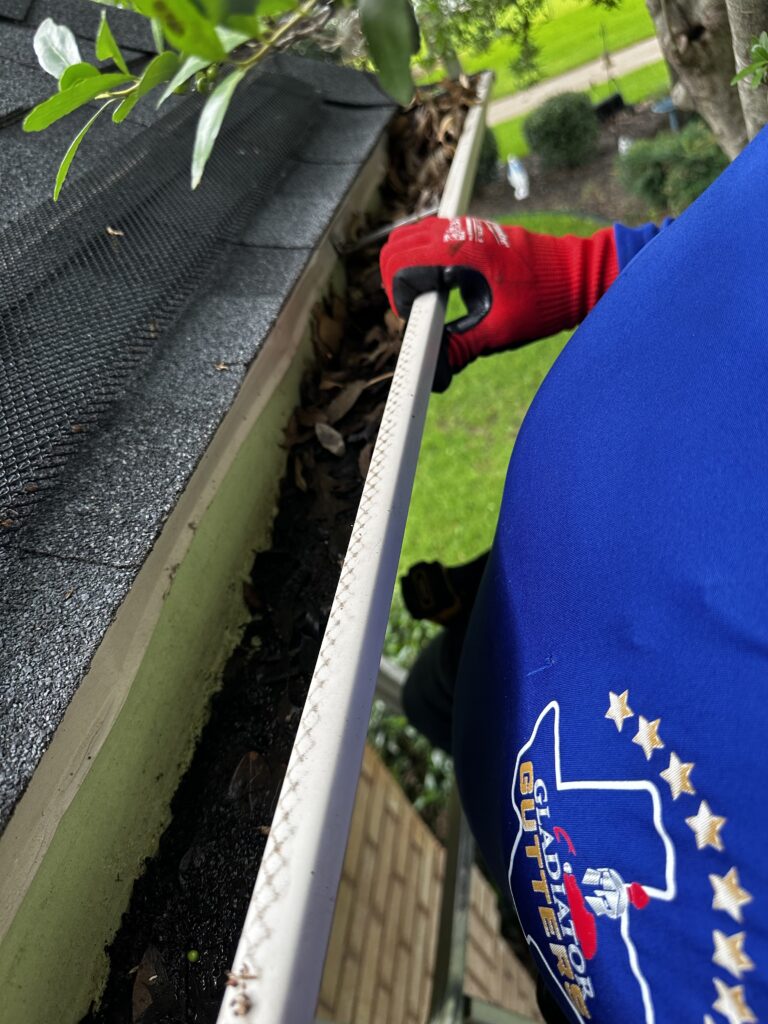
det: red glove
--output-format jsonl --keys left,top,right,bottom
{"left": 380, "top": 216, "right": 619, "bottom": 390}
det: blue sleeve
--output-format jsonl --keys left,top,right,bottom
{"left": 612, "top": 218, "right": 674, "bottom": 271}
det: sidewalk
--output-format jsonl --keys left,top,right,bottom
{"left": 487, "top": 36, "right": 663, "bottom": 125}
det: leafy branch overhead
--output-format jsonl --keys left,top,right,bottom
{"left": 25, "top": 0, "right": 422, "bottom": 199}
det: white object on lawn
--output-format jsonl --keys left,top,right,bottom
{"left": 506, "top": 156, "right": 530, "bottom": 200}
{"left": 618, "top": 134, "right": 634, "bottom": 155}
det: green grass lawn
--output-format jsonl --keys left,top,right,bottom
{"left": 395, "top": 212, "right": 603, "bottom": 578}
{"left": 493, "top": 59, "right": 670, "bottom": 158}
{"left": 590, "top": 57, "right": 670, "bottom": 103}
{"left": 462, "top": 0, "right": 657, "bottom": 99}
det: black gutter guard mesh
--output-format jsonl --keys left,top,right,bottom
{"left": 0, "top": 73, "right": 319, "bottom": 543}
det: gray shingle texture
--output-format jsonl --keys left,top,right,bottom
{"left": 268, "top": 52, "right": 393, "bottom": 107}
{"left": 28, "top": 0, "right": 154, "bottom": 51}
{"left": 301, "top": 104, "right": 394, "bottom": 164}
{"left": 22, "top": 249, "right": 310, "bottom": 567}
{"left": 0, "top": 552, "right": 134, "bottom": 826}
{"left": 240, "top": 159, "right": 363, "bottom": 248}
{"left": 0, "top": 51, "right": 50, "bottom": 121}
{"left": 0, "top": 3, "right": 395, "bottom": 832}
{"left": 0, "top": 0, "right": 32, "bottom": 22}
{"left": 0, "top": 114, "right": 143, "bottom": 227}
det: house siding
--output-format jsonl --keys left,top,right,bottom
{"left": 317, "top": 744, "right": 544, "bottom": 1024}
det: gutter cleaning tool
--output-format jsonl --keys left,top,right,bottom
{"left": 340, "top": 204, "right": 439, "bottom": 254}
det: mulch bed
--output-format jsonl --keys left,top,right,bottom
{"left": 473, "top": 102, "right": 671, "bottom": 224}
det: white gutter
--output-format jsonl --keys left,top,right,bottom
{"left": 218, "top": 72, "right": 493, "bottom": 1024}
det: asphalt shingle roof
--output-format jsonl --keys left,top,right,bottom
{"left": 0, "top": 4, "right": 394, "bottom": 830}
{"left": 27, "top": 0, "right": 155, "bottom": 50}
{"left": 0, "top": 0, "right": 33, "bottom": 22}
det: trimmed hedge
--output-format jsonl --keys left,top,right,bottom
{"left": 617, "top": 119, "right": 728, "bottom": 215}
{"left": 475, "top": 126, "right": 500, "bottom": 187}
{"left": 523, "top": 92, "right": 599, "bottom": 168}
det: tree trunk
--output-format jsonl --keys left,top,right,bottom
{"left": 441, "top": 43, "right": 463, "bottom": 79}
{"left": 646, "top": 0, "right": 748, "bottom": 158}
{"left": 724, "top": 0, "right": 768, "bottom": 137}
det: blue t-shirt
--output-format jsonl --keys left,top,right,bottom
{"left": 453, "top": 131, "right": 768, "bottom": 1023}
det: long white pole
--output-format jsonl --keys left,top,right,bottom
{"left": 218, "top": 72, "right": 493, "bottom": 1024}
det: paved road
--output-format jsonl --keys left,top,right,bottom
{"left": 487, "top": 36, "right": 663, "bottom": 126}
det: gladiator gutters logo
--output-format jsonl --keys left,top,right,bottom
{"left": 516, "top": 756, "right": 600, "bottom": 1018}
{"left": 510, "top": 701, "right": 677, "bottom": 1023}
{"left": 508, "top": 697, "right": 758, "bottom": 1024}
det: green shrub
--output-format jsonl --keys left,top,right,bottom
{"left": 616, "top": 128, "right": 680, "bottom": 210}
{"left": 523, "top": 92, "right": 599, "bottom": 168}
{"left": 617, "top": 119, "right": 728, "bottom": 215}
{"left": 662, "top": 121, "right": 729, "bottom": 212}
{"left": 475, "top": 125, "right": 500, "bottom": 188}
{"left": 368, "top": 699, "right": 453, "bottom": 839}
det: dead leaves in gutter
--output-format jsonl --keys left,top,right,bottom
{"left": 284, "top": 273, "right": 403, "bottom": 512}
{"left": 386, "top": 75, "right": 479, "bottom": 214}
{"left": 315, "top": 422, "right": 345, "bottom": 458}
{"left": 282, "top": 76, "right": 481, "bottom": 519}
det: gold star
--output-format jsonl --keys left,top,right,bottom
{"left": 605, "top": 690, "right": 634, "bottom": 732}
{"left": 660, "top": 752, "right": 696, "bottom": 799}
{"left": 713, "top": 930, "right": 755, "bottom": 980}
{"left": 632, "top": 715, "right": 664, "bottom": 760}
{"left": 704, "top": 1016, "right": 716, "bottom": 1024}
{"left": 686, "top": 800, "right": 727, "bottom": 851}
{"left": 710, "top": 868, "right": 753, "bottom": 923}
{"left": 712, "top": 977, "right": 757, "bottom": 1024}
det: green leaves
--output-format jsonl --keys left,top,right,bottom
{"left": 150, "top": 17, "right": 165, "bottom": 53}
{"left": 23, "top": 72, "right": 132, "bottom": 131}
{"left": 135, "top": 50, "right": 180, "bottom": 97}
{"left": 96, "top": 11, "right": 130, "bottom": 73}
{"left": 33, "top": 18, "right": 81, "bottom": 78}
{"left": 214, "top": 24, "right": 250, "bottom": 51}
{"left": 731, "top": 64, "right": 765, "bottom": 88}
{"left": 257, "top": 0, "right": 298, "bottom": 15}
{"left": 208, "top": 0, "right": 265, "bottom": 36}
{"left": 113, "top": 51, "right": 180, "bottom": 122}
{"left": 27, "top": 0, "right": 427, "bottom": 195}
{"left": 54, "top": 102, "right": 113, "bottom": 200}
{"left": 359, "top": 0, "right": 419, "bottom": 106}
{"left": 157, "top": 53, "right": 209, "bottom": 105}
{"left": 133, "top": 0, "right": 225, "bottom": 61}
{"left": 112, "top": 91, "right": 140, "bottom": 123}
{"left": 29, "top": 15, "right": 137, "bottom": 137}
{"left": 731, "top": 31, "right": 768, "bottom": 89}
{"left": 156, "top": 27, "right": 245, "bottom": 107}
{"left": 59, "top": 62, "right": 100, "bottom": 91}
{"left": 191, "top": 66, "right": 245, "bottom": 188}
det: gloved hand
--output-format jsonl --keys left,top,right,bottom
{"left": 380, "top": 215, "right": 619, "bottom": 390}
